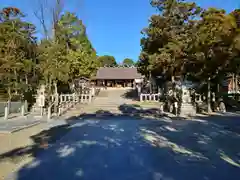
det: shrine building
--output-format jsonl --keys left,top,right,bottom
{"left": 92, "top": 66, "right": 143, "bottom": 88}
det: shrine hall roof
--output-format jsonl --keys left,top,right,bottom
{"left": 94, "top": 67, "right": 142, "bottom": 80}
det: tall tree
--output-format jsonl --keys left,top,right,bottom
{"left": 58, "top": 12, "right": 98, "bottom": 78}
{"left": 123, "top": 58, "right": 135, "bottom": 66}
{"left": 138, "top": 0, "right": 201, "bottom": 80}
{"left": 138, "top": 0, "right": 240, "bottom": 113}
{"left": 188, "top": 8, "right": 235, "bottom": 112}
{"left": 98, "top": 55, "right": 117, "bottom": 66}
{"left": 0, "top": 7, "right": 37, "bottom": 100}
{"left": 38, "top": 11, "right": 98, "bottom": 94}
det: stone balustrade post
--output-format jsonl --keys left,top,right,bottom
{"left": 60, "top": 95, "right": 63, "bottom": 104}
{"left": 40, "top": 106, "right": 43, "bottom": 116}
{"left": 21, "top": 103, "right": 25, "bottom": 116}
{"left": 4, "top": 106, "right": 8, "bottom": 120}
{"left": 7, "top": 100, "right": 10, "bottom": 115}
{"left": 47, "top": 106, "right": 51, "bottom": 120}
{"left": 24, "top": 100, "right": 28, "bottom": 112}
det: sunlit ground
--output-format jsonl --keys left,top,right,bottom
{"left": 6, "top": 116, "right": 240, "bottom": 180}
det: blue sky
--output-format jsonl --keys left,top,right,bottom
{"left": 0, "top": 0, "right": 239, "bottom": 62}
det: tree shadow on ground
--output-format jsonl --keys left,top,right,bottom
{"left": 2, "top": 104, "right": 240, "bottom": 180}
{"left": 0, "top": 124, "right": 71, "bottom": 164}
{"left": 121, "top": 88, "right": 139, "bottom": 101}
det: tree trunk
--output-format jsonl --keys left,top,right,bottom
{"left": 25, "top": 74, "right": 28, "bottom": 85}
{"left": 235, "top": 74, "right": 238, "bottom": 93}
{"left": 207, "top": 77, "right": 212, "bottom": 114}
{"left": 14, "top": 69, "right": 18, "bottom": 95}
{"left": 53, "top": 81, "right": 58, "bottom": 95}
{"left": 7, "top": 87, "right": 12, "bottom": 101}
{"left": 53, "top": 81, "right": 58, "bottom": 114}
{"left": 232, "top": 74, "right": 235, "bottom": 93}
{"left": 149, "top": 71, "right": 152, "bottom": 94}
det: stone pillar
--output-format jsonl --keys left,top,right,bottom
{"left": 7, "top": 100, "right": 10, "bottom": 116}
{"left": 4, "top": 106, "right": 8, "bottom": 120}
{"left": 140, "top": 94, "right": 143, "bottom": 102}
{"left": 47, "top": 106, "right": 51, "bottom": 120}
{"left": 21, "top": 103, "right": 25, "bottom": 116}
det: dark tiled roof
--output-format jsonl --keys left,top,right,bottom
{"left": 95, "top": 67, "right": 142, "bottom": 80}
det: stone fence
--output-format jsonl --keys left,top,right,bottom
{"left": 0, "top": 87, "right": 100, "bottom": 120}
{"left": 140, "top": 93, "right": 161, "bottom": 102}
{"left": 47, "top": 87, "right": 100, "bottom": 119}
{"left": 0, "top": 101, "right": 28, "bottom": 120}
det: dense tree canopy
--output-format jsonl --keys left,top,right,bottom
{"left": 122, "top": 58, "right": 135, "bottom": 66}
{"left": 0, "top": 4, "right": 98, "bottom": 99}
{"left": 138, "top": 0, "right": 240, "bottom": 83}
{"left": 38, "top": 11, "right": 98, "bottom": 94}
{"left": 0, "top": 7, "right": 37, "bottom": 99}
{"left": 137, "top": 0, "right": 240, "bottom": 112}
{"left": 98, "top": 55, "right": 117, "bottom": 66}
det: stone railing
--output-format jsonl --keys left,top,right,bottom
{"left": 47, "top": 101, "right": 55, "bottom": 120}
{"left": 1, "top": 100, "right": 28, "bottom": 120}
{"left": 59, "top": 93, "right": 92, "bottom": 104}
{"left": 140, "top": 93, "right": 161, "bottom": 102}
{"left": 47, "top": 87, "right": 100, "bottom": 119}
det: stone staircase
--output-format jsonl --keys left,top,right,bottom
{"left": 62, "top": 89, "right": 135, "bottom": 117}
{"left": 84, "top": 96, "right": 132, "bottom": 113}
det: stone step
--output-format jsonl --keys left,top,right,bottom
{"left": 93, "top": 103, "right": 135, "bottom": 105}
{"left": 83, "top": 108, "right": 120, "bottom": 111}
{"left": 87, "top": 104, "right": 120, "bottom": 107}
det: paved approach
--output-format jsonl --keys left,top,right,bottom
{"left": 62, "top": 89, "right": 137, "bottom": 118}
{"left": 0, "top": 117, "right": 42, "bottom": 133}
{"left": 6, "top": 89, "right": 240, "bottom": 180}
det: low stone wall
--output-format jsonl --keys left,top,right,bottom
{"left": 0, "top": 101, "right": 23, "bottom": 117}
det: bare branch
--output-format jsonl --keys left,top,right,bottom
{"left": 34, "top": 0, "right": 50, "bottom": 39}
{"left": 52, "top": 0, "right": 64, "bottom": 40}
{"left": 34, "top": 0, "right": 64, "bottom": 40}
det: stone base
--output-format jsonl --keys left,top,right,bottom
{"left": 180, "top": 103, "right": 196, "bottom": 117}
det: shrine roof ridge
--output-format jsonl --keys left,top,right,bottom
{"left": 94, "top": 67, "right": 143, "bottom": 80}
